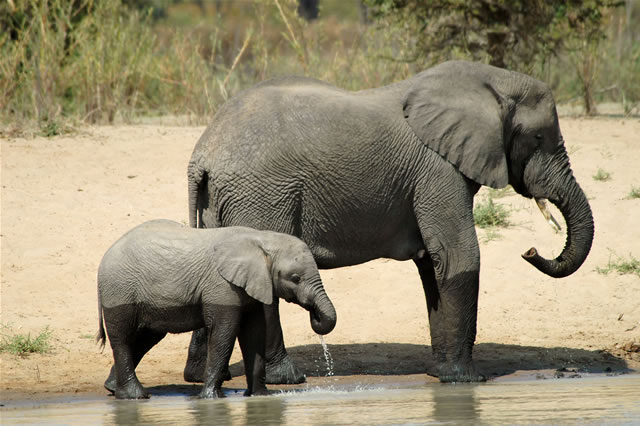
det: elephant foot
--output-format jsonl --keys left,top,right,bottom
{"left": 104, "top": 366, "right": 116, "bottom": 394}
{"left": 437, "top": 361, "right": 486, "bottom": 383}
{"left": 244, "top": 388, "right": 270, "bottom": 397}
{"left": 115, "top": 380, "right": 150, "bottom": 400}
{"left": 200, "top": 387, "right": 225, "bottom": 399}
{"left": 265, "top": 355, "right": 306, "bottom": 384}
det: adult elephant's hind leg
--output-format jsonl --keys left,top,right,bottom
{"left": 184, "top": 328, "right": 209, "bottom": 382}
{"left": 414, "top": 245, "right": 485, "bottom": 383}
{"left": 264, "top": 299, "right": 305, "bottom": 384}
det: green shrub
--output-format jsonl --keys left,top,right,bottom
{"left": 626, "top": 186, "right": 640, "bottom": 199}
{"left": 592, "top": 168, "right": 612, "bottom": 182}
{"left": 0, "top": 0, "right": 238, "bottom": 127}
{"left": 0, "top": 326, "right": 53, "bottom": 357}
{"left": 1, "top": 0, "right": 637, "bottom": 129}
{"left": 596, "top": 254, "right": 640, "bottom": 277}
{"left": 474, "top": 197, "right": 510, "bottom": 229}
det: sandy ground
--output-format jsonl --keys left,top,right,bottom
{"left": 1, "top": 117, "right": 639, "bottom": 402}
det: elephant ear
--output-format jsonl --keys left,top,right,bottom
{"left": 402, "top": 62, "right": 511, "bottom": 188}
{"left": 215, "top": 239, "right": 273, "bottom": 305}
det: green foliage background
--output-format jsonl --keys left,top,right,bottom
{"left": 1, "top": 0, "right": 638, "bottom": 133}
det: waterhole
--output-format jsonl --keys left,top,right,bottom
{"left": 2, "top": 374, "right": 639, "bottom": 424}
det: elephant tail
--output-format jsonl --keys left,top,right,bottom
{"left": 187, "top": 161, "right": 207, "bottom": 228}
{"left": 96, "top": 288, "right": 106, "bottom": 351}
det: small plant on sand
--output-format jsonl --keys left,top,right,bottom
{"left": 592, "top": 168, "right": 612, "bottom": 182}
{"left": 39, "top": 119, "right": 70, "bottom": 137}
{"left": 626, "top": 185, "right": 640, "bottom": 199}
{"left": 596, "top": 253, "right": 640, "bottom": 277}
{"left": 0, "top": 326, "right": 53, "bottom": 357}
{"left": 474, "top": 196, "right": 511, "bottom": 243}
{"left": 480, "top": 228, "right": 503, "bottom": 243}
{"left": 474, "top": 197, "right": 511, "bottom": 229}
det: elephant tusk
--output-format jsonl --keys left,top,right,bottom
{"left": 535, "top": 198, "right": 562, "bottom": 233}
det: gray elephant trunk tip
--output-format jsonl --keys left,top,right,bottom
{"left": 310, "top": 312, "right": 336, "bottom": 335}
{"left": 521, "top": 247, "right": 571, "bottom": 279}
{"left": 309, "top": 301, "right": 337, "bottom": 335}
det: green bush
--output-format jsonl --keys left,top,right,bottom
{"left": 474, "top": 197, "right": 510, "bottom": 229}
{"left": 627, "top": 186, "right": 640, "bottom": 199}
{"left": 592, "top": 168, "right": 612, "bottom": 181}
{"left": 596, "top": 254, "right": 640, "bottom": 277}
{"left": 0, "top": 326, "right": 53, "bottom": 357}
{"left": 1, "top": 0, "right": 637, "bottom": 131}
{"left": 0, "top": 0, "right": 241, "bottom": 128}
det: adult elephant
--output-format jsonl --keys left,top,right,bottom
{"left": 185, "top": 60, "right": 594, "bottom": 384}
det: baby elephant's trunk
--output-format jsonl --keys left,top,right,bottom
{"left": 308, "top": 286, "right": 337, "bottom": 335}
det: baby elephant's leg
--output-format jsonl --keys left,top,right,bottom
{"left": 104, "top": 306, "right": 149, "bottom": 399}
{"left": 103, "top": 329, "right": 166, "bottom": 394}
{"left": 238, "top": 307, "right": 268, "bottom": 397}
{"left": 200, "top": 306, "right": 241, "bottom": 398}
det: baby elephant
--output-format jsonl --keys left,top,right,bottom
{"left": 97, "top": 219, "right": 337, "bottom": 399}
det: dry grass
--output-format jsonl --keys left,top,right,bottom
{"left": 1, "top": 0, "right": 638, "bottom": 134}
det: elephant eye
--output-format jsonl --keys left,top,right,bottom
{"left": 291, "top": 274, "right": 301, "bottom": 284}
{"left": 535, "top": 134, "right": 543, "bottom": 140}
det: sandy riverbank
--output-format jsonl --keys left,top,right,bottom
{"left": 1, "top": 118, "right": 638, "bottom": 401}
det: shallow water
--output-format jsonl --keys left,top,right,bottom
{"left": 2, "top": 375, "right": 639, "bottom": 424}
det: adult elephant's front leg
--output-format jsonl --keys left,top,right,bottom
{"left": 263, "top": 299, "right": 306, "bottom": 384}
{"left": 415, "top": 249, "right": 485, "bottom": 383}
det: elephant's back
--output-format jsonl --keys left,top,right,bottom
{"left": 97, "top": 220, "right": 209, "bottom": 307}
{"left": 191, "top": 77, "right": 400, "bottom": 165}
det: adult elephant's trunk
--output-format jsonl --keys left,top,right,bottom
{"left": 521, "top": 150, "right": 594, "bottom": 278}
{"left": 305, "top": 283, "right": 337, "bottom": 335}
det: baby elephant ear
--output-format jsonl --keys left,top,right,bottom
{"left": 215, "top": 239, "right": 273, "bottom": 305}
{"left": 403, "top": 61, "right": 510, "bottom": 189}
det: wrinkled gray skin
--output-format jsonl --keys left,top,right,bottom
{"left": 186, "top": 61, "right": 594, "bottom": 384}
{"left": 97, "top": 220, "right": 336, "bottom": 399}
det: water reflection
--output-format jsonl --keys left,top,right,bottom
{"left": 190, "top": 399, "right": 235, "bottom": 425}
{"left": 244, "top": 396, "right": 286, "bottom": 424}
{"left": 110, "top": 400, "right": 143, "bottom": 425}
{"left": 3, "top": 375, "right": 640, "bottom": 424}
{"left": 432, "top": 384, "right": 479, "bottom": 423}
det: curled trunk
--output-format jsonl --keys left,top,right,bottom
{"left": 308, "top": 287, "right": 337, "bottom": 335}
{"left": 522, "top": 161, "right": 594, "bottom": 278}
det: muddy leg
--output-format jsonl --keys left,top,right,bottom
{"left": 104, "top": 329, "right": 166, "bottom": 393}
{"left": 200, "top": 307, "right": 241, "bottom": 399}
{"left": 264, "top": 299, "right": 305, "bottom": 384}
{"left": 238, "top": 308, "right": 268, "bottom": 396}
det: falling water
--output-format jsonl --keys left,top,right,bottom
{"left": 317, "top": 335, "right": 334, "bottom": 376}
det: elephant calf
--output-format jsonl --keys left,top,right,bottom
{"left": 97, "top": 219, "right": 336, "bottom": 399}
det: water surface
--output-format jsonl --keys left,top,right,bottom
{"left": 2, "top": 374, "right": 639, "bottom": 424}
